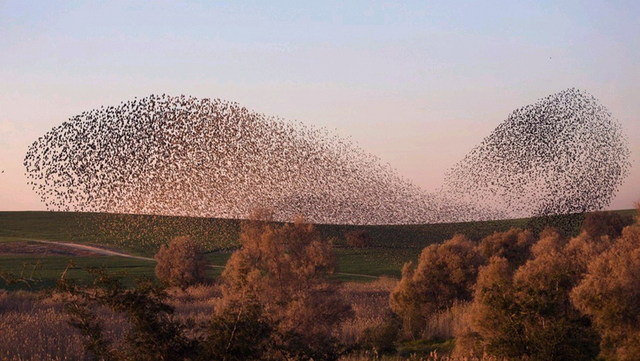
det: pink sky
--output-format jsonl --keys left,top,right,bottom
{"left": 1, "top": 1, "right": 638, "bottom": 213}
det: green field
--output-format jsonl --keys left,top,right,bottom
{"left": 0, "top": 210, "right": 634, "bottom": 290}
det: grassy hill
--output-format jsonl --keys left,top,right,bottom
{"left": 0, "top": 209, "right": 634, "bottom": 289}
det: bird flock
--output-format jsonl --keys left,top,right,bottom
{"left": 443, "top": 88, "right": 630, "bottom": 219}
{"left": 24, "top": 89, "right": 629, "bottom": 233}
{"left": 24, "top": 94, "right": 481, "bottom": 226}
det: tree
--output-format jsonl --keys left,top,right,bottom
{"left": 458, "top": 230, "right": 600, "bottom": 361}
{"left": 345, "top": 229, "right": 370, "bottom": 248}
{"left": 390, "top": 234, "right": 483, "bottom": 338}
{"left": 509, "top": 234, "right": 599, "bottom": 361}
{"left": 204, "top": 298, "right": 275, "bottom": 361}
{"left": 580, "top": 211, "right": 632, "bottom": 240}
{"left": 219, "top": 213, "right": 352, "bottom": 360}
{"left": 154, "top": 236, "right": 208, "bottom": 288}
{"left": 60, "top": 269, "right": 274, "bottom": 361}
{"left": 59, "top": 271, "right": 197, "bottom": 361}
{"left": 455, "top": 256, "right": 519, "bottom": 359}
{"left": 477, "top": 228, "right": 535, "bottom": 268}
{"left": 571, "top": 217, "right": 640, "bottom": 361}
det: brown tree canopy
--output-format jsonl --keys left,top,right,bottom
{"left": 219, "top": 215, "right": 352, "bottom": 359}
{"left": 345, "top": 229, "right": 370, "bottom": 248}
{"left": 459, "top": 232, "right": 600, "bottom": 361}
{"left": 154, "top": 236, "right": 208, "bottom": 288}
{"left": 580, "top": 211, "right": 633, "bottom": 240}
{"left": 477, "top": 228, "right": 535, "bottom": 267}
{"left": 390, "top": 234, "right": 483, "bottom": 338}
{"left": 571, "top": 218, "right": 640, "bottom": 361}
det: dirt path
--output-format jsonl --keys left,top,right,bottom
{"left": 35, "top": 240, "right": 156, "bottom": 261}
{"left": 33, "top": 240, "right": 379, "bottom": 278}
{"left": 35, "top": 240, "right": 225, "bottom": 269}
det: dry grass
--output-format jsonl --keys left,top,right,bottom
{"left": 340, "top": 352, "right": 506, "bottom": 361}
{"left": 422, "top": 302, "right": 473, "bottom": 340}
{"left": 166, "top": 283, "right": 222, "bottom": 320}
{"left": 0, "top": 290, "right": 87, "bottom": 361}
{"left": 0, "top": 280, "right": 479, "bottom": 361}
{"left": 336, "top": 277, "right": 397, "bottom": 346}
{"left": 0, "top": 285, "right": 223, "bottom": 361}
{"left": 339, "top": 351, "right": 505, "bottom": 360}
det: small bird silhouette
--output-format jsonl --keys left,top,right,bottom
{"left": 22, "top": 88, "right": 630, "bottom": 243}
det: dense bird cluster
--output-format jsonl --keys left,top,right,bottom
{"left": 444, "top": 88, "right": 630, "bottom": 218}
{"left": 24, "top": 95, "right": 483, "bottom": 227}
{"left": 24, "top": 89, "right": 629, "bottom": 234}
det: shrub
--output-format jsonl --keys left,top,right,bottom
{"left": 580, "top": 211, "right": 632, "bottom": 239}
{"left": 390, "top": 235, "right": 483, "bottom": 338}
{"left": 345, "top": 230, "right": 370, "bottom": 248}
{"left": 360, "top": 317, "right": 401, "bottom": 354}
{"left": 219, "top": 214, "right": 352, "bottom": 360}
{"left": 571, "top": 217, "right": 640, "bottom": 361}
{"left": 477, "top": 228, "right": 535, "bottom": 267}
{"left": 154, "top": 236, "right": 208, "bottom": 288}
{"left": 58, "top": 271, "right": 196, "bottom": 361}
{"left": 454, "top": 256, "right": 517, "bottom": 359}
{"left": 458, "top": 230, "right": 600, "bottom": 361}
{"left": 204, "top": 299, "right": 274, "bottom": 361}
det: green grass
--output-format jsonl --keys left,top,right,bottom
{"left": 335, "top": 248, "right": 418, "bottom": 278}
{"left": 4, "top": 210, "right": 627, "bottom": 253}
{"left": 0, "top": 255, "right": 154, "bottom": 290}
{"left": 0, "top": 209, "right": 634, "bottom": 290}
{"left": 397, "top": 338, "right": 456, "bottom": 357}
{"left": 0, "top": 250, "right": 390, "bottom": 290}
{"left": 0, "top": 254, "right": 228, "bottom": 291}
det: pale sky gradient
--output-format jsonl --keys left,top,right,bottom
{"left": 1, "top": 1, "right": 638, "bottom": 212}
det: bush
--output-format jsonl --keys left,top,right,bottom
{"left": 458, "top": 230, "right": 600, "bottom": 361}
{"left": 390, "top": 235, "right": 483, "bottom": 338}
{"left": 204, "top": 299, "right": 274, "bottom": 361}
{"left": 477, "top": 228, "right": 534, "bottom": 268}
{"left": 454, "top": 256, "right": 517, "bottom": 359}
{"left": 154, "top": 236, "right": 208, "bottom": 288}
{"left": 345, "top": 230, "right": 370, "bottom": 248}
{"left": 58, "top": 271, "right": 197, "bottom": 361}
{"left": 220, "top": 214, "right": 352, "bottom": 360}
{"left": 571, "top": 216, "right": 640, "bottom": 361}
{"left": 360, "top": 317, "right": 401, "bottom": 354}
{"left": 580, "top": 211, "right": 633, "bottom": 239}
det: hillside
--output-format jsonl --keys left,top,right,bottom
{"left": 4, "top": 210, "right": 633, "bottom": 252}
{"left": 0, "top": 209, "right": 634, "bottom": 289}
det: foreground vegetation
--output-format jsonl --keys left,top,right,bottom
{"left": 0, "top": 207, "right": 638, "bottom": 360}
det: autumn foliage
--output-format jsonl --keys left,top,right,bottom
{"left": 218, "top": 212, "right": 352, "bottom": 360}
{"left": 2, "top": 208, "right": 640, "bottom": 360}
{"left": 345, "top": 230, "right": 370, "bottom": 248}
{"left": 154, "top": 236, "right": 208, "bottom": 288}
{"left": 571, "top": 220, "right": 640, "bottom": 361}
{"left": 390, "top": 234, "right": 483, "bottom": 338}
{"left": 459, "top": 231, "right": 599, "bottom": 361}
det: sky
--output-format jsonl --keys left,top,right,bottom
{"left": 1, "top": 0, "right": 639, "bottom": 212}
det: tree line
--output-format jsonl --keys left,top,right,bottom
{"left": 56, "top": 208, "right": 639, "bottom": 360}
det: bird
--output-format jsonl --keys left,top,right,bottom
{"left": 22, "top": 89, "right": 630, "bottom": 249}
